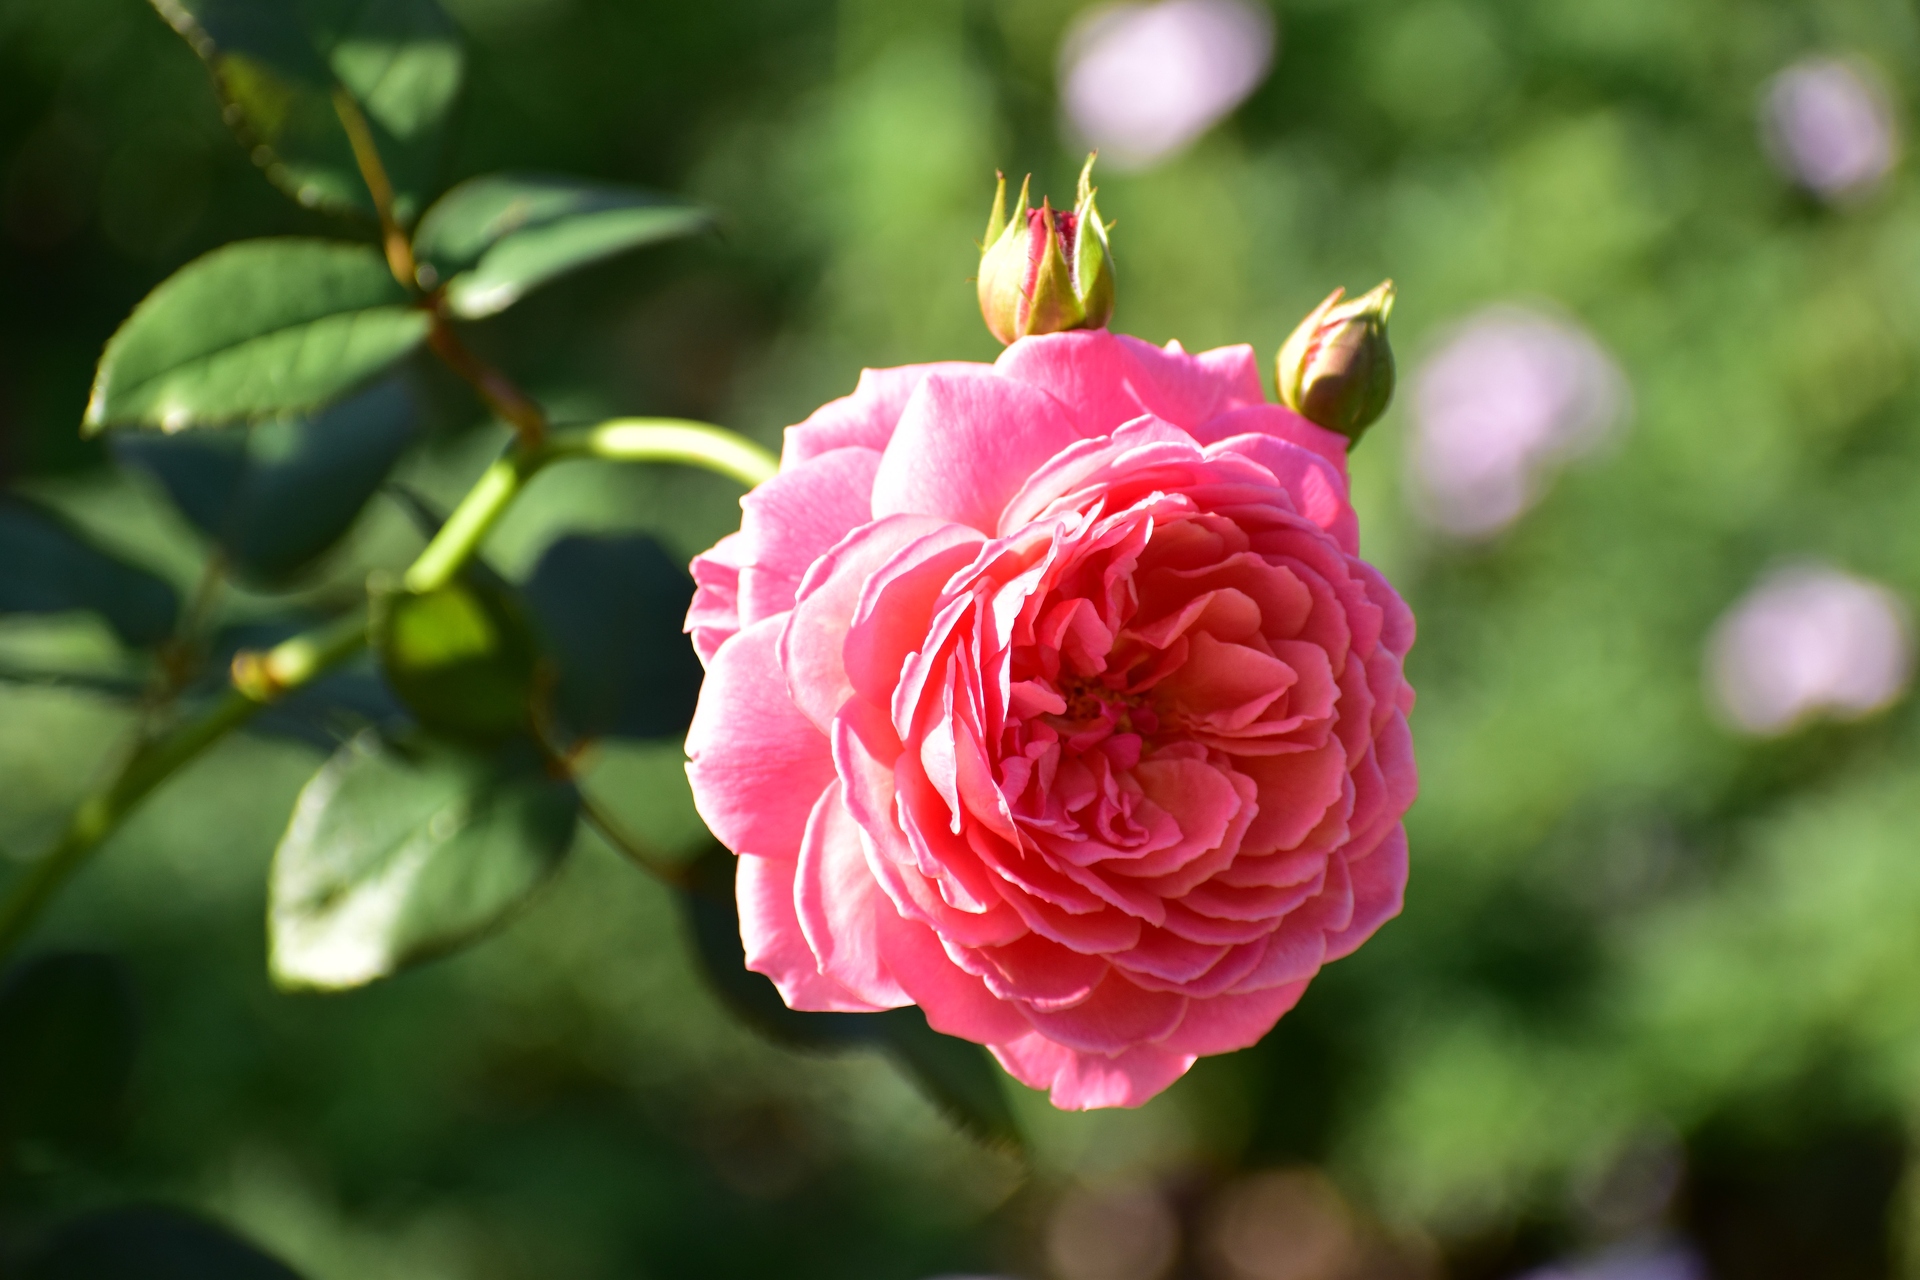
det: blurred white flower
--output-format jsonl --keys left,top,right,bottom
{"left": 1059, "top": 0, "right": 1277, "bottom": 172}
{"left": 1520, "top": 1243, "right": 1707, "bottom": 1280}
{"left": 1761, "top": 56, "right": 1898, "bottom": 200}
{"left": 1707, "top": 563, "right": 1913, "bottom": 736}
{"left": 1405, "top": 305, "right": 1629, "bottom": 540}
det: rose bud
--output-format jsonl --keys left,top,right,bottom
{"left": 1275, "top": 280, "right": 1397, "bottom": 443}
{"left": 685, "top": 323, "right": 1416, "bottom": 1111}
{"left": 978, "top": 155, "right": 1115, "bottom": 345}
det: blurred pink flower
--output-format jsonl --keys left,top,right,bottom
{"left": 1405, "top": 305, "right": 1628, "bottom": 540}
{"left": 685, "top": 329, "right": 1415, "bottom": 1109}
{"left": 1707, "top": 563, "right": 1912, "bottom": 736}
{"left": 1761, "top": 57, "right": 1898, "bottom": 201}
{"left": 1060, "top": 0, "right": 1277, "bottom": 172}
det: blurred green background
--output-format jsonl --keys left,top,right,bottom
{"left": 6, "top": 0, "right": 1920, "bottom": 1276}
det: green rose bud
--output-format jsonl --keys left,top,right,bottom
{"left": 977, "top": 155, "right": 1115, "bottom": 346}
{"left": 1275, "top": 280, "right": 1397, "bottom": 444}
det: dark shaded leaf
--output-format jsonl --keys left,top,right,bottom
{"left": 150, "top": 0, "right": 463, "bottom": 222}
{"left": 373, "top": 573, "right": 539, "bottom": 746}
{"left": 522, "top": 533, "right": 702, "bottom": 743}
{"left": 677, "top": 847, "right": 1023, "bottom": 1149}
{"left": 114, "top": 379, "right": 418, "bottom": 586}
{"left": 678, "top": 847, "right": 875, "bottom": 1051}
{"left": 85, "top": 239, "right": 430, "bottom": 432}
{"left": 269, "top": 732, "right": 577, "bottom": 990}
{"left": 0, "top": 952, "right": 139, "bottom": 1156}
{"left": 412, "top": 174, "right": 710, "bottom": 317}
{"left": 866, "top": 1008, "right": 1021, "bottom": 1151}
{"left": 0, "top": 499, "right": 179, "bottom": 647}
{"left": 24, "top": 1206, "right": 302, "bottom": 1280}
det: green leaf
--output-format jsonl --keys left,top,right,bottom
{"left": 866, "top": 1008, "right": 1022, "bottom": 1152}
{"left": 85, "top": 239, "right": 430, "bottom": 432}
{"left": 679, "top": 848, "right": 876, "bottom": 1051}
{"left": 373, "top": 573, "right": 540, "bottom": 746}
{"left": 24, "top": 1206, "right": 304, "bottom": 1280}
{"left": 677, "top": 848, "right": 1023, "bottom": 1151}
{"left": 522, "top": 533, "right": 702, "bottom": 743}
{"left": 112, "top": 378, "right": 418, "bottom": 586}
{"left": 0, "top": 952, "right": 140, "bottom": 1156}
{"left": 269, "top": 732, "right": 578, "bottom": 991}
{"left": 150, "top": 0, "right": 464, "bottom": 221}
{"left": 412, "top": 174, "right": 711, "bottom": 318}
{"left": 0, "top": 499, "right": 179, "bottom": 647}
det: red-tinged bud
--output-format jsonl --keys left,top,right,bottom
{"left": 1276, "top": 281, "right": 1397, "bottom": 444}
{"left": 978, "top": 155, "right": 1115, "bottom": 345}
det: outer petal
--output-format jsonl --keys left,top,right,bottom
{"left": 874, "top": 907, "right": 1032, "bottom": 1045}
{"left": 1191, "top": 403, "right": 1351, "bottom": 472}
{"left": 993, "top": 330, "right": 1262, "bottom": 438}
{"left": 737, "top": 446, "right": 881, "bottom": 625}
{"left": 870, "top": 371, "right": 1081, "bottom": 533}
{"left": 1158, "top": 981, "right": 1310, "bottom": 1056}
{"left": 1322, "top": 824, "right": 1409, "bottom": 962}
{"left": 781, "top": 362, "right": 981, "bottom": 466}
{"left": 737, "top": 853, "right": 888, "bottom": 1013}
{"left": 685, "top": 615, "right": 835, "bottom": 861}
{"left": 779, "top": 514, "right": 954, "bottom": 732}
{"left": 989, "top": 1031, "right": 1195, "bottom": 1110}
{"left": 796, "top": 781, "right": 913, "bottom": 1008}
{"left": 686, "top": 532, "right": 745, "bottom": 667}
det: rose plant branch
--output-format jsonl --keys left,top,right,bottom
{"left": 0, "top": 420, "right": 774, "bottom": 966}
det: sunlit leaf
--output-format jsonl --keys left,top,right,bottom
{"left": 0, "top": 499, "right": 179, "bottom": 647}
{"left": 113, "top": 378, "right": 418, "bottom": 586}
{"left": 269, "top": 732, "right": 578, "bottom": 991}
{"left": 522, "top": 533, "right": 702, "bottom": 743}
{"left": 23, "top": 1206, "right": 303, "bottom": 1280}
{"left": 412, "top": 174, "right": 711, "bottom": 317}
{"left": 150, "top": 0, "right": 464, "bottom": 221}
{"left": 0, "top": 952, "right": 139, "bottom": 1156}
{"left": 85, "top": 239, "right": 430, "bottom": 432}
{"left": 373, "top": 573, "right": 540, "bottom": 746}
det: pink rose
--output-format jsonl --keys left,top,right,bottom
{"left": 684, "top": 329, "right": 1416, "bottom": 1110}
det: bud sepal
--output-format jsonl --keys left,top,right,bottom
{"left": 977, "top": 155, "right": 1115, "bottom": 345}
{"left": 1276, "top": 280, "right": 1397, "bottom": 444}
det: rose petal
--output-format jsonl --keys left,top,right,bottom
{"left": 796, "top": 780, "right": 913, "bottom": 1007}
{"left": 737, "top": 446, "right": 881, "bottom": 625}
{"left": 782, "top": 361, "right": 980, "bottom": 466}
{"left": 737, "top": 853, "right": 888, "bottom": 1013}
{"left": 990, "top": 1030, "right": 1195, "bottom": 1110}
{"left": 871, "top": 371, "right": 1082, "bottom": 533}
{"left": 685, "top": 615, "right": 834, "bottom": 861}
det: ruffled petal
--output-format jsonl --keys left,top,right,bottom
{"left": 685, "top": 615, "right": 834, "bottom": 861}
{"left": 870, "top": 371, "right": 1082, "bottom": 533}
{"left": 737, "top": 853, "right": 888, "bottom": 1012}
{"left": 989, "top": 1031, "right": 1195, "bottom": 1109}
{"left": 737, "top": 446, "right": 881, "bottom": 625}
{"left": 782, "top": 362, "right": 981, "bottom": 466}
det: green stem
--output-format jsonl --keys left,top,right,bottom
{"left": 0, "top": 613, "right": 367, "bottom": 962}
{"left": 0, "top": 418, "right": 774, "bottom": 965}
{"left": 404, "top": 418, "right": 778, "bottom": 595}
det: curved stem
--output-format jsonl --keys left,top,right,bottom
{"left": 0, "top": 613, "right": 368, "bottom": 962}
{"left": 0, "top": 418, "right": 774, "bottom": 964}
{"left": 404, "top": 418, "right": 777, "bottom": 595}
{"left": 576, "top": 788, "right": 692, "bottom": 891}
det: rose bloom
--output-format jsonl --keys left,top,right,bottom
{"left": 684, "top": 330, "right": 1416, "bottom": 1109}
